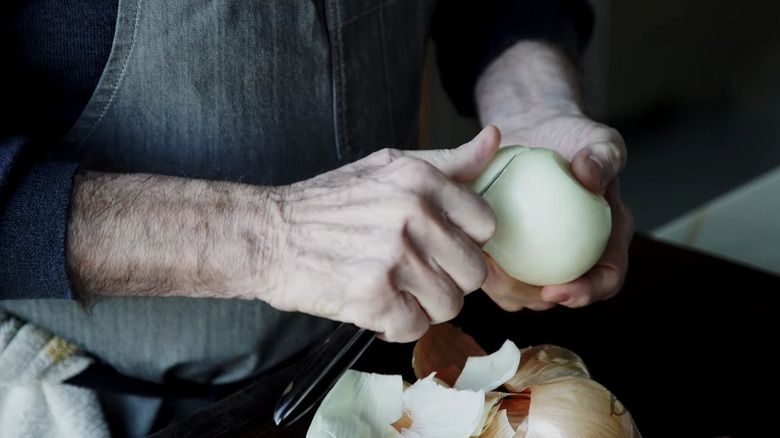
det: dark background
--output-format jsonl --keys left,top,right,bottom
{"left": 427, "top": 0, "right": 780, "bottom": 232}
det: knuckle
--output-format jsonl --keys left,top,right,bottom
{"left": 453, "top": 255, "right": 488, "bottom": 294}
{"left": 403, "top": 191, "right": 429, "bottom": 212}
{"left": 380, "top": 295, "right": 430, "bottom": 343}
{"left": 358, "top": 275, "right": 396, "bottom": 312}
{"left": 429, "top": 277, "right": 465, "bottom": 323}
{"left": 451, "top": 236, "right": 489, "bottom": 291}
{"left": 608, "top": 128, "right": 628, "bottom": 156}
{"left": 442, "top": 292, "right": 464, "bottom": 322}
{"left": 469, "top": 199, "right": 497, "bottom": 244}
{"left": 484, "top": 207, "right": 498, "bottom": 237}
{"left": 409, "top": 321, "right": 430, "bottom": 342}
{"left": 395, "top": 319, "right": 430, "bottom": 343}
{"left": 467, "top": 258, "right": 490, "bottom": 292}
{"left": 363, "top": 300, "right": 394, "bottom": 330}
{"left": 372, "top": 148, "right": 404, "bottom": 165}
{"left": 362, "top": 268, "right": 393, "bottom": 292}
{"left": 396, "top": 156, "right": 437, "bottom": 179}
{"left": 387, "top": 235, "right": 413, "bottom": 266}
{"left": 396, "top": 193, "right": 431, "bottom": 223}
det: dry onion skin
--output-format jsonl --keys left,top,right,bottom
{"left": 305, "top": 370, "right": 403, "bottom": 438}
{"left": 392, "top": 373, "right": 485, "bottom": 438}
{"left": 503, "top": 344, "right": 591, "bottom": 392}
{"left": 454, "top": 340, "right": 521, "bottom": 393}
{"left": 307, "top": 323, "right": 641, "bottom": 438}
{"left": 470, "top": 145, "right": 612, "bottom": 286}
{"left": 412, "top": 323, "right": 642, "bottom": 438}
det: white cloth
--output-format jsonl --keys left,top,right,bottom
{"left": 0, "top": 310, "right": 109, "bottom": 438}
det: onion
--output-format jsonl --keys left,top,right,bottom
{"left": 470, "top": 145, "right": 612, "bottom": 286}
{"left": 395, "top": 373, "right": 485, "bottom": 438}
{"left": 306, "top": 323, "right": 641, "bottom": 438}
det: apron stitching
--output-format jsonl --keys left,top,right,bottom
{"left": 322, "top": 0, "right": 342, "bottom": 161}
{"left": 332, "top": 1, "right": 349, "bottom": 158}
{"left": 378, "top": 7, "right": 396, "bottom": 149}
{"left": 341, "top": 0, "right": 404, "bottom": 27}
{"left": 77, "top": 0, "right": 143, "bottom": 148}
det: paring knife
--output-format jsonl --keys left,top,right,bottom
{"left": 273, "top": 153, "right": 518, "bottom": 427}
{"left": 274, "top": 323, "right": 376, "bottom": 427}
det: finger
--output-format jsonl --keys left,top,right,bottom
{"left": 570, "top": 136, "right": 626, "bottom": 195}
{"left": 392, "top": 247, "right": 465, "bottom": 325}
{"left": 407, "top": 125, "right": 500, "bottom": 183}
{"left": 409, "top": 214, "right": 489, "bottom": 294}
{"left": 481, "top": 254, "right": 555, "bottom": 312}
{"left": 432, "top": 175, "right": 497, "bottom": 246}
{"left": 391, "top": 157, "right": 497, "bottom": 245}
{"left": 377, "top": 290, "right": 433, "bottom": 343}
{"left": 539, "top": 266, "right": 619, "bottom": 308}
{"left": 339, "top": 265, "right": 431, "bottom": 343}
{"left": 540, "top": 184, "right": 633, "bottom": 307}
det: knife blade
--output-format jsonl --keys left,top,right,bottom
{"left": 273, "top": 323, "right": 377, "bottom": 427}
{"left": 478, "top": 153, "right": 518, "bottom": 196}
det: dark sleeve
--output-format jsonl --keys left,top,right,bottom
{"left": 430, "top": 0, "right": 595, "bottom": 117}
{"left": 0, "top": 135, "right": 78, "bottom": 299}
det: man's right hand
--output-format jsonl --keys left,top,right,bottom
{"left": 67, "top": 127, "right": 499, "bottom": 343}
{"left": 263, "top": 126, "right": 500, "bottom": 342}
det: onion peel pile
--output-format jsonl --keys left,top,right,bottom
{"left": 306, "top": 322, "right": 642, "bottom": 438}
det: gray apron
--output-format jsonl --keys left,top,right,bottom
{"left": 2, "top": 0, "right": 434, "bottom": 385}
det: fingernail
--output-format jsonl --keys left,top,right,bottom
{"left": 587, "top": 142, "right": 617, "bottom": 181}
{"left": 587, "top": 156, "right": 604, "bottom": 189}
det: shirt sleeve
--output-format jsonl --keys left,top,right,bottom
{"left": 0, "top": 135, "right": 78, "bottom": 299}
{"left": 430, "top": 0, "right": 595, "bottom": 117}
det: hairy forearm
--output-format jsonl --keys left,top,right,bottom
{"left": 66, "top": 171, "right": 284, "bottom": 301}
{"left": 475, "top": 41, "right": 585, "bottom": 129}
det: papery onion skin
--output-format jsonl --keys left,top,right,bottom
{"left": 525, "top": 376, "right": 641, "bottom": 438}
{"left": 306, "top": 370, "right": 403, "bottom": 438}
{"left": 473, "top": 146, "right": 611, "bottom": 286}
{"left": 408, "top": 323, "right": 641, "bottom": 438}
{"left": 503, "top": 344, "right": 590, "bottom": 392}
{"left": 412, "top": 323, "right": 486, "bottom": 386}
{"left": 454, "top": 340, "right": 521, "bottom": 393}
{"left": 399, "top": 374, "right": 485, "bottom": 438}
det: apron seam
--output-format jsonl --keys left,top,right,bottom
{"left": 78, "top": 0, "right": 142, "bottom": 147}
{"left": 69, "top": 0, "right": 143, "bottom": 148}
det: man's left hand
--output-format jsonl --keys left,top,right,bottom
{"left": 480, "top": 112, "right": 634, "bottom": 311}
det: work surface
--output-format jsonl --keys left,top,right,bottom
{"left": 151, "top": 233, "right": 780, "bottom": 437}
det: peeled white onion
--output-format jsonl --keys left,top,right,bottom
{"left": 471, "top": 145, "right": 612, "bottom": 286}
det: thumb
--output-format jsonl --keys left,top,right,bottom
{"left": 571, "top": 141, "right": 625, "bottom": 195}
{"left": 409, "top": 125, "right": 500, "bottom": 183}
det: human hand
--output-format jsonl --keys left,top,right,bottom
{"left": 481, "top": 113, "right": 634, "bottom": 311}
{"left": 265, "top": 127, "right": 500, "bottom": 342}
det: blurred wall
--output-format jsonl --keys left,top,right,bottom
{"left": 424, "top": 0, "right": 780, "bottom": 232}
{"left": 585, "top": 0, "right": 780, "bottom": 124}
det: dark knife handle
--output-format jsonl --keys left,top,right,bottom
{"left": 273, "top": 323, "right": 377, "bottom": 427}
